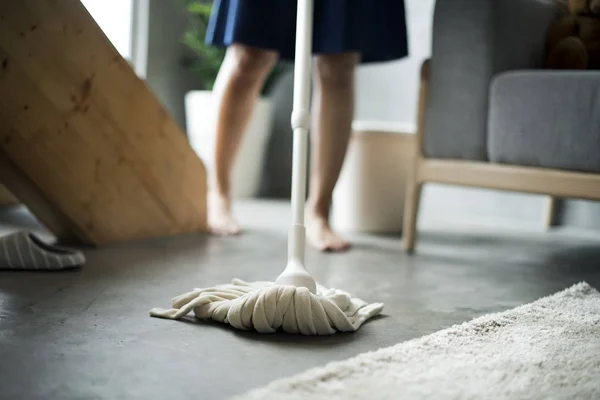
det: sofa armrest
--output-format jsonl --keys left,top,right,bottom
{"left": 423, "top": 0, "right": 561, "bottom": 162}
{"left": 488, "top": 71, "right": 600, "bottom": 173}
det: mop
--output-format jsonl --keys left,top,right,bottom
{"left": 149, "top": 0, "right": 383, "bottom": 335}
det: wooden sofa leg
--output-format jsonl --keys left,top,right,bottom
{"left": 403, "top": 180, "right": 422, "bottom": 253}
{"left": 544, "top": 196, "right": 557, "bottom": 229}
{"left": 402, "top": 58, "right": 429, "bottom": 253}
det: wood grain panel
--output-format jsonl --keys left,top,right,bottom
{"left": 0, "top": 0, "right": 207, "bottom": 245}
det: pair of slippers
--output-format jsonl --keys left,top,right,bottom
{"left": 0, "top": 230, "right": 85, "bottom": 271}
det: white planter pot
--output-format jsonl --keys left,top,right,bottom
{"left": 184, "top": 90, "right": 274, "bottom": 198}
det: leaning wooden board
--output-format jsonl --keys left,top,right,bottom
{"left": 0, "top": 0, "right": 207, "bottom": 245}
{"left": 0, "top": 184, "right": 17, "bottom": 205}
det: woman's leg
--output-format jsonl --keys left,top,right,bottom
{"left": 209, "top": 44, "right": 279, "bottom": 235}
{"left": 306, "top": 52, "right": 359, "bottom": 251}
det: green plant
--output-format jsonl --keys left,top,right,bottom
{"left": 180, "top": 0, "right": 285, "bottom": 95}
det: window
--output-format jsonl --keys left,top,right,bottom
{"left": 80, "top": 0, "right": 134, "bottom": 60}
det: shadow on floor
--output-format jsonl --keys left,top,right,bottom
{"left": 421, "top": 229, "right": 552, "bottom": 249}
{"left": 172, "top": 314, "right": 386, "bottom": 349}
{"left": 540, "top": 244, "right": 600, "bottom": 276}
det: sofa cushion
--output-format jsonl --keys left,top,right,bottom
{"left": 488, "top": 71, "right": 600, "bottom": 173}
{"left": 423, "top": 0, "right": 558, "bottom": 161}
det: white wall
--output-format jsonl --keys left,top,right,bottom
{"left": 143, "top": 0, "right": 204, "bottom": 131}
{"left": 80, "top": 0, "right": 134, "bottom": 60}
{"left": 353, "top": 0, "right": 547, "bottom": 230}
{"left": 355, "top": 0, "right": 435, "bottom": 126}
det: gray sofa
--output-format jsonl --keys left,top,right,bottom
{"left": 403, "top": 0, "right": 600, "bottom": 252}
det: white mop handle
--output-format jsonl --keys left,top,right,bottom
{"left": 290, "top": 0, "right": 313, "bottom": 228}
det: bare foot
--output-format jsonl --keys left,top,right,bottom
{"left": 207, "top": 191, "right": 241, "bottom": 236}
{"left": 306, "top": 212, "right": 350, "bottom": 252}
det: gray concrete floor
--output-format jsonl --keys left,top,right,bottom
{"left": 1, "top": 200, "right": 599, "bottom": 400}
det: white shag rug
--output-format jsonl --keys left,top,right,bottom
{"left": 234, "top": 282, "right": 600, "bottom": 400}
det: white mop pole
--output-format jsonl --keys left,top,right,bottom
{"left": 274, "top": 0, "right": 317, "bottom": 294}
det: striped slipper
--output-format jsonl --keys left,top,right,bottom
{"left": 0, "top": 230, "right": 85, "bottom": 270}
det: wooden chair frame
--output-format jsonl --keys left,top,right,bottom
{"left": 402, "top": 59, "right": 600, "bottom": 252}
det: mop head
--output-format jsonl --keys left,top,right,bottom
{"left": 149, "top": 279, "right": 384, "bottom": 335}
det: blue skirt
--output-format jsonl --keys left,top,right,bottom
{"left": 205, "top": 0, "right": 409, "bottom": 64}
